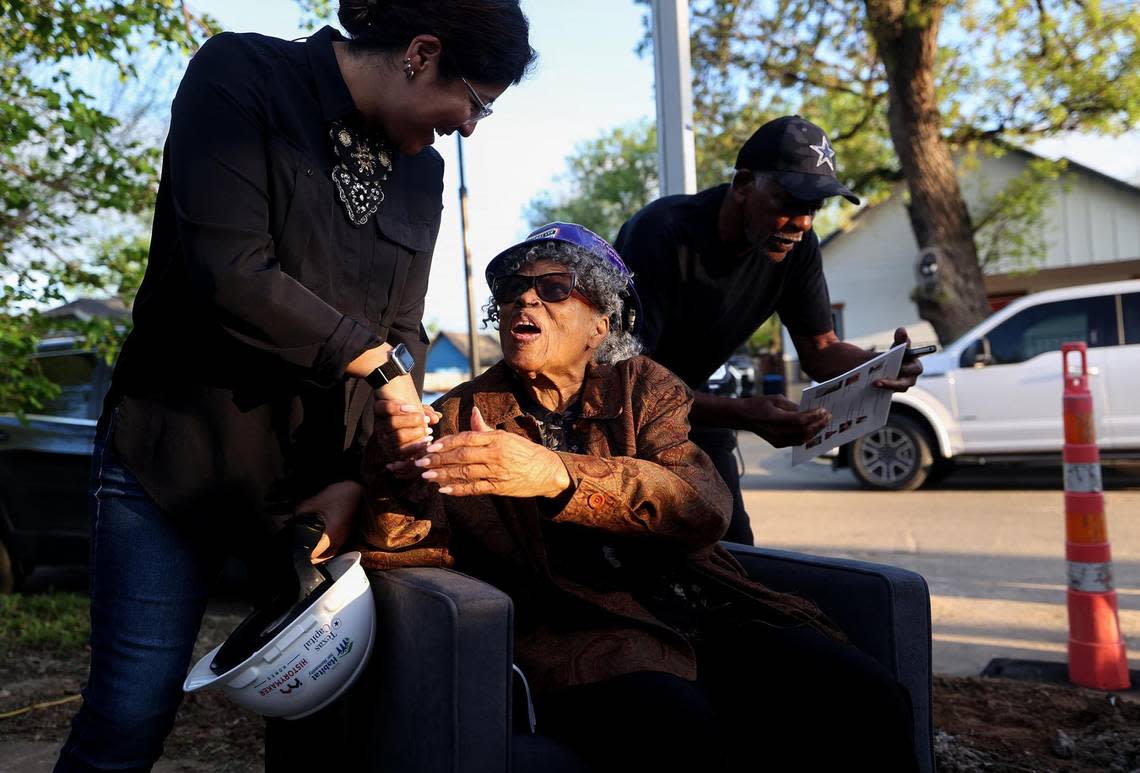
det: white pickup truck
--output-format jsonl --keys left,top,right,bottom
{"left": 834, "top": 279, "right": 1140, "bottom": 490}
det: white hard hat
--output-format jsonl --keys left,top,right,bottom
{"left": 184, "top": 545, "right": 375, "bottom": 720}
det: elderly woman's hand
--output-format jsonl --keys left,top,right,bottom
{"left": 415, "top": 407, "right": 571, "bottom": 498}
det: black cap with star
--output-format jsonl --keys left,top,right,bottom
{"left": 735, "top": 115, "right": 860, "bottom": 206}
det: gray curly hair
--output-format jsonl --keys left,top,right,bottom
{"left": 483, "top": 241, "right": 642, "bottom": 365}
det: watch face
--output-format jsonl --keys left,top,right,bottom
{"left": 393, "top": 343, "right": 416, "bottom": 372}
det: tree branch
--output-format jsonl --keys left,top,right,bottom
{"left": 759, "top": 66, "right": 872, "bottom": 98}
{"left": 832, "top": 92, "right": 887, "bottom": 142}
{"left": 849, "top": 165, "right": 905, "bottom": 190}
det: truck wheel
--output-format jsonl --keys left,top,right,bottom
{"left": 0, "top": 537, "right": 16, "bottom": 594}
{"left": 851, "top": 415, "right": 934, "bottom": 491}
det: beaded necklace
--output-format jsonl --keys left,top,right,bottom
{"left": 329, "top": 119, "right": 394, "bottom": 225}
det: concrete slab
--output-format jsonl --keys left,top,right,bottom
{"left": 0, "top": 742, "right": 59, "bottom": 773}
{"left": 735, "top": 433, "right": 1140, "bottom": 677}
{"left": 0, "top": 743, "right": 248, "bottom": 773}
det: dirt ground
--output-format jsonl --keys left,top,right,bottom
{"left": 934, "top": 675, "right": 1140, "bottom": 772}
{"left": 2, "top": 611, "right": 1139, "bottom": 772}
{"left": 0, "top": 609, "right": 265, "bottom": 772}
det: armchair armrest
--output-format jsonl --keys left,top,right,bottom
{"left": 352, "top": 567, "right": 515, "bottom": 773}
{"left": 345, "top": 553, "right": 932, "bottom": 773}
{"left": 724, "top": 542, "right": 934, "bottom": 773}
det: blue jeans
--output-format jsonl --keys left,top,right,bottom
{"left": 56, "top": 413, "right": 219, "bottom": 772}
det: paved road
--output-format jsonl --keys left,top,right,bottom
{"left": 735, "top": 432, "right": 1140, "bottom": 677}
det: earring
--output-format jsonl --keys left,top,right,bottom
{"left": 403, "top": 58, "right": 415, "bottom": 81}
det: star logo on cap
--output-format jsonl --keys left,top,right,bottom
{"left": 810, "top": 134, "right": 836, "bottom": 171}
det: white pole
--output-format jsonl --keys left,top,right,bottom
{"left": 651, "top": 0, "right": 697, "bottom": 196}
{"left": 457, "top": 135, "right": 481, "bottom": 378}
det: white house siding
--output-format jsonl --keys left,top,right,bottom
{"left": 810, "top": 184, "right": 934, "bottom": 351}
{"left": 784, "top": 151, "right": 1140, "bottom": 368}
{"left": 1049, "top": 170, "right": 1140, "bottom": 270}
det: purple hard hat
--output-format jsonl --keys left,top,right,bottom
{"left": 485, "top": 222, "right": 642, "bottom": 334}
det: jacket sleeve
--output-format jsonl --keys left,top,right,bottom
{"left": 167, "top": 33, "right": 379, "bottom": 385}
{"left": 352, "top": 393, "right": 457, "bottom": 569}
{"left": 550, "top": 373, "right": 732, "bottom": 546}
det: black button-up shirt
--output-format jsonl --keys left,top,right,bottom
{"left": 107, "top": 26, "right": 443, "bottom": 535}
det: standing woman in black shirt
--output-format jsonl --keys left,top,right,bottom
{"left": 56, "top": 2, "right": 535, "bottom": 770}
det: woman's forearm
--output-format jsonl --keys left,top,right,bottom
{"left": 345, "top": 343, "right": 392, "bottom": 378}
{"left": 346, "top": 344, "right": 423, "bottom": 407}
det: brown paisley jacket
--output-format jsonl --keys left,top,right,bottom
{"left": 355, "top": 355, "right": 838, "bottom": 695}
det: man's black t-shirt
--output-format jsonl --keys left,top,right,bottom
{"left": 614, "top": 184, "right": 833, "bottom": 388}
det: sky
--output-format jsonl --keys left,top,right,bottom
{"left": 170, "top": 1, "right": 1140, "bottom": 333}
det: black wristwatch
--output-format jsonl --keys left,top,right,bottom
{"left": 365, "top": 343, "right": 415, "bottom": 389}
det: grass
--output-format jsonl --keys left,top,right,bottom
{"left": 0, "top": 592, "right": 89, "bottom": 655}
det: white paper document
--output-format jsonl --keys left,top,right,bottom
{"left": 791, "top": 343, "right": 907, "bottom": 466}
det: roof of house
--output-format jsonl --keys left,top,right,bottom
{"left": 42, "top": 297, "right": 131, "bottom": 322}
{"left": 819, "top": 144, "right": 1140, "bottom": 250}
{"left": 431, "top": 330, "right": 502, "bottom": 364}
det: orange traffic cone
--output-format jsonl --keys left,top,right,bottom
{"left": 1061, "top": 342, "right": 1129, "bottom": 690}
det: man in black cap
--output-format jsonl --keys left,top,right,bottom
{"left": 615, "top": 115, "right": 923, "bottom": 544}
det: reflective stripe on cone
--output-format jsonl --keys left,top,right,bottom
{"left": 1063, "top": 444, "right": 1102, "bottom": 493}
{"left": 1067, "top": 562, "right": 1114, "bottom": 593}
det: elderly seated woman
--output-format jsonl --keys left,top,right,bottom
{"left": 357, "top": 223, "right": 918, "bottom": 772}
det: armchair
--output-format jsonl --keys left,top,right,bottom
{"left": 333, "top": 543, "right": 934, "bottom": 773}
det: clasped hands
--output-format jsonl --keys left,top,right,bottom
{"left": 374, "top": 400, "right": 571, "bottom": 499}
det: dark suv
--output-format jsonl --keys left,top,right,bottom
{"left": 0, "top": 337, "right": 110, "bottom": 591}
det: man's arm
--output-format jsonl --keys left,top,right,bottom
{"left": 691, "top": 322, "right": 926, "bottom": 448}
{"left": 792, "top": 327, "right": 923, "bottom": 391}
{"left": 689, "top": 390, "right": 830, "bottom": 448}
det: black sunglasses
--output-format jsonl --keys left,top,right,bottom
{"left": 492, "top": 272, "right": 579, "bottom": 305}
{"left": 491, "top": 272, "right": 580, "bottom": 305}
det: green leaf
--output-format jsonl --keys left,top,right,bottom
{"left": 0, "top": 0, "right": 213, "bottom": 413}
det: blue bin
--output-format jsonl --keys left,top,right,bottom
{"left": 762, "top": 373, "right": 785, "bottom": 396}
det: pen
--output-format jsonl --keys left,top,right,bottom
{"left": 904, "top": 345, "right": 937, "bottom": 358}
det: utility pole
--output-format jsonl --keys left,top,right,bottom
{"left": 651, "top": 0, "right": 697, "bottom": 196}
{"left": 457, "top": 135, "right": 481, "bottom": 378}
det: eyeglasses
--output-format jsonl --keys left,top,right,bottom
{"left": 492, "top": 272, "right": 581, "bottom": 305}
{"left": 460, "top": 77, "right": 494, "bottom": 126}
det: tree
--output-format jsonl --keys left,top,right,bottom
{"left": 526, "top": 122, "right": 660, "bottom": 242}
{"left": 0, "top": 1, "right": 210, "bottom": 416}
{"left": 671, "top": 0, "right": 1140, "bottom": 342}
